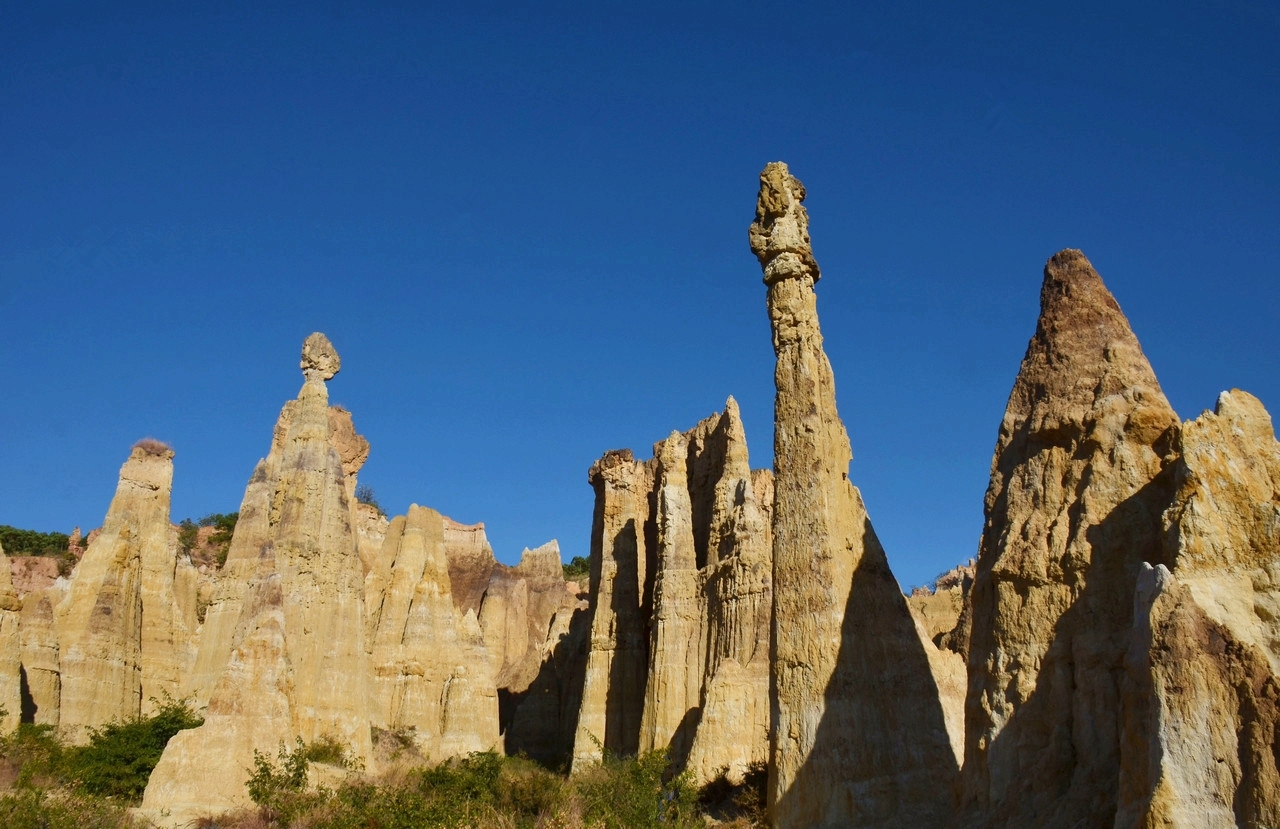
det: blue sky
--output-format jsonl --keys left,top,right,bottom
{"left": 2, "top": 2, "right": 1277, "bottom": 589}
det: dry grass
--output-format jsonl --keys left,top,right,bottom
{"left": 131, "top": 437, "right": 173, "bottom": 457}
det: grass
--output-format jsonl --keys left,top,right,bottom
{"left": 1, "top": 719, "right": 767, "bottom": 829}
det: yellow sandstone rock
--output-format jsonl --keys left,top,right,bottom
{"left": 960, "top": 250, "right": 1181, "bottom": 828}
{"left": 752, "top": 162, "right": 958, "bottom": 828}
{"left": 0, "top": 540, "right": 21, "bottom": 734}
{"left": 57, "top": 440, "right": 197, "bottom": 741}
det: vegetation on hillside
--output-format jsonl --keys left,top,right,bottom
{"left": 0, "top": 526, "right": 70, "bottom": 558}
{"left": 0, "top": 716, "right": 766, "bottom": 829}
{"left": 562, "top": 555, "right": 590, "bottom": 582}
{"left": 354, "top": 484, "right": 386, "bottom": 518}
{"left": 178, "top": 512, "right": 239, "bottom": 568}
{"left": 0, "top": 699, "right": 203, "bottom": 827}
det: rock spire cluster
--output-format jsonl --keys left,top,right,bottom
{"left": 571, "top": 399, "right": 775, "bottom": 785}
{"left": 4, "top": 165, "right": 1276, "bottom": 829}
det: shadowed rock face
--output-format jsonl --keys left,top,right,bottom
{"left": 572, "top": 449, "right": 656, "bottom": 770}
{"left": 485, "top": 541, "right": 590, "bottom": 766}
{"left": 961, "top": 250, "right": 1181, "bottom": 828}
{"left": 752, "top": 162, "right": 958, "bottom": 828}
{"left": 56, "top": 442, "right": 198, "bottom": 742}
{"left": 572, "top": 400, "right": 775, "bottom": 783}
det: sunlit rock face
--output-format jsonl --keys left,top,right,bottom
{"left": 364, "top": 503, "right": 499, "bottom": 760}
{"left": 143, "top": 333, "right": 373, "bottom": 823}
{"left": 0, "top": 541, "right": 21, "bottom": 735}
{"left": 751, "top": 161, "right": 958, "bottom": 828}
{"left": 1115, "top": 391, "right": 1280, "bottom": 828}
{"left": 56, "top": 440, "right": 198, "bottom": 743}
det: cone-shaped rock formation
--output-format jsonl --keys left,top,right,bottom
{"left": 961, "top": 250, "right": 1182, "bottom": 827}
{"left": 56, "top": 440, "right": 198, "bottom": 741}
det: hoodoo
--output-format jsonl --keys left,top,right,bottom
{"left": 571, "top": 400, "right": 775, "bottom": 784}
{"left": 143, "top": 333, "right": 373, "bottom": 822}
{"left": 750, "top": 162, "right": 958, "bottom": 827}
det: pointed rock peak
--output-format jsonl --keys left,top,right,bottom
{"left": 516, "top": 541, "right": 563, "bottom": 580}
{"left": 1012, "top": 249, "right": 1176, "bottom": 439}
{"left": 749, "top": 161, "right": 820, "bottom": 285}
{"left": 1212, "top": 388, "right": 1273, "bottom": 433}
{"left": 1035, "top": 249, "right": 1130, "bottom": 346}
{"left": 301, "top": 332, "right": 341, "bottom": 382}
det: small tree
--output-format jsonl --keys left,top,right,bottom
{"left": 355, "top": 484, "right": 386, "bottom": 517}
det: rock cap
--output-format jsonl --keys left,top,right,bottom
{"left": 301, "top": 332, "right": 341, "bottom": 381}
{"left": 748, "top": 161, "right": 820, "bottom": 286}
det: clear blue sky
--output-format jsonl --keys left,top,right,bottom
{"left": 2, "top": 2, "right": 1277, "bottom": 589}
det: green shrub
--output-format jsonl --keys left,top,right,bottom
{"left": 577, "top": 749, "right": 699, "bottom": 829}
{"left": 354, "top": 485, "right": 386, "bottom": 517}
{"left": 247, "top": 738, "right": 315, "bottom": 825}
{"left": 177, "top": 519, "right": 199, "bottom": 556}
{"left": 562, "top": 555, "right": 590, "bottom": 582}
{"left": 63, "top": 699, "right": 203, "bottom": 803}
{"left": 0, "top": 788, "right": 136, "bottom": 829}
{"left": 0, "top": 723, "right": 66, "bottom": 790}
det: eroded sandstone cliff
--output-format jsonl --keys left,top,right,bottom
{"left": 960, "top": 250, "right": 1182, "bottom": 828}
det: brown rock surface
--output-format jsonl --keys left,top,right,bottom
{"left": 1118, "top": 563, "right": 1280, "bottom": 829}
{"left": 960, "top": 250, "right": 1181, "bottom": 828}
{"left": 752, "top": 162, "right": 958, "bottom": 827}
{"left": 443, "top": 519, "right": 498, "bottom": 616}
{"left": 1163, "top": 389, "right": 1280, "bottom": 671}
{"left": 1113, "top": 389, "right": 1280, "bottom": 827}
{"left": 7, "top": 556, "right": 60, "bottom": 598}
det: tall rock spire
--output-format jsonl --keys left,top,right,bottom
{"left": 144, "top": 333, "right": 372, "bottom": 823}
{"left": 961, "top": 250, "right": 1181, "bottom": 827}
{"left": 751, "top": 162, "right": 958, "bottom": 827}
{"left": 56, "top": 439, "right": 197, "bottom": 740}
